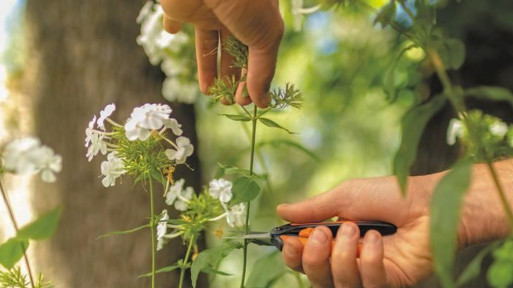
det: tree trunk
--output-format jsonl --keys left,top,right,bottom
{"left": 23, "top": 1, "right": 204, "bottom": 287}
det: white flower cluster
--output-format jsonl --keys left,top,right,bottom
{"left": 165, "top": 179, "right": 193, "bottom": 211}
{"left": 209, "top": 178, "right": 246, "bottom": 228}
{"left": 137, "top": 1, "right": 198, "bottom": 104}
{"left": 447, "top": 117, "right": 510, "bottom": 146}
{"left": 2, "top": 137, "right": 62, "bottom": 182}
{"left": 86, "top": 103, "right": 193, "bottom": 188}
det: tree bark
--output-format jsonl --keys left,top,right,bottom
{"left": 23, "top": 1, "right": 204, "bottom": 287}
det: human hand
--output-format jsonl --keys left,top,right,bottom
{"left": 277, "top": 175, "right": 437, "bottom": 288}
{"left": 160, "top": 0, "right": 284, "bottom": 108}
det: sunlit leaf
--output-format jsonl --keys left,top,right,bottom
{"left": 257, "top": 139, "right": 321, "bottom": 162}
{"left": 138, "top": 264, "right": 180, "bottom": 278}
{"left": 456, "top": 243, "right": 497, "bottom": 287}
{"left": 393, "top": 95, "right": 447, "bottom": 194}
{"left": 246, "top": 251, "right": 287, "bottom": 287}
{"left": 220, "top": 114, "right": 251, "bottom": 122}
{"left": 487, "top": 240, "right": 513, "bottom": 288}
{"left": 191, "top": 241, "right": 242, "bottom": 288}
{"left": 259, "top": 118, "right": 296, "bottom": 134}
{"left": 430, "top": 158, "right": 473, "bottom": 288}
{"left": 231, "top": 176, "right": 261, "bottom": 204}
{"left": 0, "top": 238, "right": 28, "bottom": 269}
{"left": 464, "top": 86, "right": 513, "bottom": 109}
{"left": 17, "top": 207, "right": 62, "bottom": 240}
{"left": 373, "top": 0, "right": 396, "bottom": 28}
{"left": 97, "top": 224, "right": 150, "bottom": 240}
{"left": 437, "top": 38, "right": 466, "bottom": 70}
{"left": 385, "top": 44, "right": 417, "bottom": 102}
{"left": 217, "top": 163, "right": 251, "bottom": 176}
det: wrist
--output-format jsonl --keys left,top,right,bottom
{"left": 458, "top": 161, "right": 513, "bottom": 247}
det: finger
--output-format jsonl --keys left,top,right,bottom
{"left": 163, "top": 15, "right": 182, "bottom": 34}
{"left": 236, "top": 73, "right": 252, "bottom": 106}
{"left": 332, "top": 222, "right": 361, "bottom": 288}
{"left": 303, "top": 226, "right": 334, "bottom": 288}
{"left": 360, "top": 231, "right": 388, "bottom": 288}
{"left": 282, "top": 237, "right": 304, "bottom": 273}
{"left": 277, "top": 189, "right": 345, "bottom": 223}
{"left": 195, "top": 27, "right": 219, "bottom": 94}
{"left": 245, "top": 46, "right": 277, "bottom": 108}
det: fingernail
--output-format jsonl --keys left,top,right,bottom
{"left": 311, "top": 228, "right": 327, "bottom": 245}
{"left": 284, "top": 243, "right": 297, "bottom": 257}
{"left": 341, "top": 224, "right": 355, "bottom": 238}
{"left": 365, "top": 231, "right": 379, "bottom": 245}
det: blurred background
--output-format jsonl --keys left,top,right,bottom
{"left": 1, "top": 0, "right": 513, "bottom": 287}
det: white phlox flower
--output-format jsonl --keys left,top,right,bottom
{"left": 208, "top": 178, "right": 233, "bottom": 204}
{"left": 490, "top": 121, "right": 508, "bottom": 137}
{"left": 156, "top": 209, "right": 170, "bottom": 251}
{"left": 165, "top": 136, "right": 193, "bottom": 164}
{"left": 164, "top": 118, "right": 183, "bottom": 136}
{"left": 85, "top": 115, "right": 97, "bottom": 147}
{"left": 86, "top": 133, "right": 108, "bottom": 162}
{"left": 37, "top": 146, "right": 62, "bottom": 183}
{"left": 226, "top": 203, "right": 246, "bottom": 228}
{"left": 97, "top": 103, "right": 116, "bottom": 131}
{"left": 161, "top": 76, "right": 198, "bottom": 104}
{"left": 447, "top": 119, "right": 464, "bottom": 145}
{"left": 2, "top": 137, "right": 62, "bottom": 182}
{"left": 100, "top": 152, "right": 125, "bottom": 187}
{"left": 165, "top": 179, "right": 194, "bottom": 211}
{"left": 124, "top": 104, "right": 173, "bottom": 141}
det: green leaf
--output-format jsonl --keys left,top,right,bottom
{"left": 138, "top": 264, "right": 180, "bottom": 278}
{"left": 385, "top": 45, "right": 417, "bottom": 102}
{"left": 257, "top": 139, "right": 321, "bottom": 162}
{"left": 246, "top": 251, "right": 287, "bottom": 288}
{"left": 17, "top": 206, "right": 62, "bottom": 240}
{"left": 437, "top": 38, "right": 466, "bottom": 70}
{"left": 464, "top": 86, "right": 513, "bottom": 109}
{"left": 259, "top": 118, "right": 296, "bottom": 134}
{"left": 0, "top": 238, "right": 29, "bottom": 269}
{"left": 430, "top": 158, "right": 473, "bottom": 288}
{"left": 149, "top": 168, "right": 166, "bottom": 186}
{"left": 456, "top": 243, "right": 497, "bottom": 287}
{"left": 373, "top": 0, "right": 396, "bottom": 28}
{"left": 97, "top": 224, "right": 150, "bottom": 240}
{"left": 231, "top": 177, "right": 261, "bottom": 204}
{"left": 191, "top": 241, "right": 242, "bottom": 288}
{"left": 393, "top": 95, "right": 447, "bottom": 194}
{"left": 220, "top": 114, "right": 251, "bottom": 122}
{"left": 487, "top": 259, "right": 513, "bottom": 288}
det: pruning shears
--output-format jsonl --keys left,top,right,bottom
{"left": 239, "top": 221, "right": 397, "bottom": 256}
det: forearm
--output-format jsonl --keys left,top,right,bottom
{"left": 459, "top": 159, "right": 513, "bottom": 246}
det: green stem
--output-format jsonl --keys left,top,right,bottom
{"left": 240, "top": 105, "right": 258, "bottom": 288}
{"left": 149, "top": 178, "right": 156, "bottom": 288}
{"left": 294, "top": 271, "right": 305, "bottom": 288}
{"left": 179, "top": 235, "right": 195, "bottom": 288}
{"left": 0, "top": 179, "right": 35, "bottom": 288}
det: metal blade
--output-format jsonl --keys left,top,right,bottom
{"left": 223, "top": 232, "right": 272, "bottom": 246}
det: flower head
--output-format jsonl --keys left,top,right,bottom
{"left": 226, "top": 203, "right": 246, "bottom": 228}
{"left": 2, "top": 137, "right": 62, "bottom": 182}
{"left": 165, "top": 179, "right": 194, "bottom": 211}
{"left": 490, "top": 121, "right": 508, "bottom": 137}
{"left": 100, "top": 152, "right": 125, "bottom": 187}
{"left": 165, "top": 137, "right": 193, "bottom": 164}
{"left": 164, "top": 118, "right": 183, "bottom": 136}
{"left": 124, "top": 103, "right": 173, "bottom": 141}
{"left": 86, "top": 134, "right": 108, "bottom": 162}
{"left": 209, "top": 178, "right": 233, "bottom": 204}
{"left": 97, "top": 103, "right": 116, "bottom": 131}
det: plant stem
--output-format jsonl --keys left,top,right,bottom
{"left": 179, "top": 235, "right": 195, "bottom": 288}
{"left": 0, "top": 179, "right": 35, "bottom": 288}
{"left": 148, "top": 178, "right": 156, "bottom": 288}
{"left": 240, "top": 105, "right": 258, "bottom": 288}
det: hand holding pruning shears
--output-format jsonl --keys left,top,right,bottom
{"left": 275, "top": 176, "right": 437, "bottom": 288}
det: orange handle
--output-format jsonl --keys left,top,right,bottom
{"left": 280, "top": 235, "right": 363, "bottom": 257}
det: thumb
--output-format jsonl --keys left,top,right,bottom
{"left": 277, "top": 189, "right": 346, "bottom": 223}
